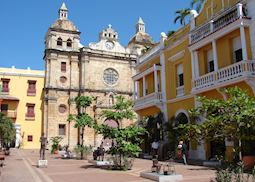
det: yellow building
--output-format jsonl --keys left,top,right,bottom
{"left": 0, "top": 66, "right": 44, "bottom": 149}
{"left": 133, "top": 0, "right": 255, "bottom": 160}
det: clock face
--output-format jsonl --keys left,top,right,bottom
{"left": 105, "top": 41, "right": 114, "bottom": 50}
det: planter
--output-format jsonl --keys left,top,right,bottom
{"left": 54, "top": 150, "right": 59, "bottom": 154}
{"left": 242, "top": 156, "right": 255, "bottom": 170}
{"left": 4, "top": 150, "right": 10, "bottom": 156}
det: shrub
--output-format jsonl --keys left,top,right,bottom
{"left": 74, "top": 145, "right": 92, "bottom": 160}
{"left": 50, "top": 136, "right": 63, "bottom": 154}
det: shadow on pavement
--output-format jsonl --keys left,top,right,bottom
{"left": 80, "top": 164, "right": 98, "bottom": 169}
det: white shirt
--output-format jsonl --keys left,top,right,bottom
{"left": 152, "top": 141, "right": 159, "bottom": 149}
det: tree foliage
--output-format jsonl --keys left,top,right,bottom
{"left": 167, "top": 30, "right": 175, "bottom": 37}
{"left": 101, "top": 96, "right": 135, "bottom": 127}
{"left": 0, "top": 113, "right": 15, "bottom": 147}
{"left": 95, "top": 96, "right": 146, "bottom": 169}
{"left": 68, "top": 95, "right": 94, "bottom": 159}
{"left": 177, "top": 87, "right": 255, "bottom": 160}
{"left": 50, "top": 136, "right": 63, "bottom": 154}
{"left": 174, "top": 8, "right": 191, "bottom": 25}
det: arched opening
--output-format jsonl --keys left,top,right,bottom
{"left": 174, "top": 112, "right": 190, "bottom": 157}
{"left": 57, "top": 37, "right": 62, "bottom": 46}
{"left": 108, "top": 94, "right": 114, "bottom": 106}
{"left": 102, "top": 119, "right": 119, "bottom": 149}
{"left": 67, "top": 39, "right": 72, "bottom": 47}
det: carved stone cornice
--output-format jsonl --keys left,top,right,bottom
{"left": 44, "top": 87, "right": 133, "bottom": 96}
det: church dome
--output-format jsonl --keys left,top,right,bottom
{"left": 51, "top": 19, "right": 78, "bottom": 32}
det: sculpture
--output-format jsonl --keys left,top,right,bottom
{"left": 39, "top": 134, "right": 47, "bottom": 160}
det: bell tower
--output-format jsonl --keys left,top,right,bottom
{"left": 59, "top": 3, "right": 68, "bottom": 20}
{"left": 136, "top": 17, "right": 145, "bottom": 33}
{"left": 127, "top": 17, "right": 154, "bottom": 55}
{"left": 43, "top": 3, "right": 81, "bottom": 148}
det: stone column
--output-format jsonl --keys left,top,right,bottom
{"left": 133, "top": 81, "right": 137, "bottom": 100}
{"left": 159, "top": 32, "right": 168, "bottom": 122}
{"left": 212, "top": 40, "right": 219, "bottom": 71}
{"left": 137, "top": 81, "right": 140, "bottom": 98}
{"left": 153, "top": 64, "right": 158, "bottom": 93}
{"left": 143, "top": 76, "right": 146, "bottom": 96}
{"left": 15, "top": 124, "right": 21, "bottom": 148}
{"left": 240, "top": 25, "right": 248, "bottom": 60}
{"left": 191, "top": 51, "right": 200, "bottom": 79}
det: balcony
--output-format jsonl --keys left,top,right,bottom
{"left": 1, "top": 110, "right": 17, "bottom": 118}
{"left": 192, "top": 61, "right": 255, "bottom": 93}
{"left": 137, "top": 44, "right": 161, "bottom": 65}
{"left": 133, "top": 92, "right": 162, "bottom": 111}
{"left": 190, "top": 3, "right": 249, "bottom": 44}
{"left": 133, "top": 65, "right": 162, "bottom": 81}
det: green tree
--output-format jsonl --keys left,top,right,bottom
{"left": 178, "top": 87, "right": 255, "bottom": 161}
{"left": 142, "top": 45, "right": 151, "bottom": 54}
{"left": 68, "top": 96, "right": 94, "bottom": 159}
{"left": 167, "top": 30, "right": 175, "bottom": 37}
{"left": 100, "top": 96, "right": 135, "bottom": 128}
{"left": 191, "top": 0, "right": 206, "bottom": 13}
{"left": 50, "top": 136, "right": 63, "bottom": 154}
{"left": 174, "top": 8, "right": 191, "bottom": 25}
{"left": 0, "top": 112, "right": 15, "bottom": 148}
{"left": 95, "top": 96, "right": 147, "bottom": 169}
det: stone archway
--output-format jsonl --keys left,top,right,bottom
{"left": 102, "top": 119, "right": 119, "bottom": 150}
{"left": 174, "top": 111, "right": 190, "bottom": 156}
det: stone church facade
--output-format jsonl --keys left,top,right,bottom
{"left": 43, "top": 3, "right": 153, "bottom": 148}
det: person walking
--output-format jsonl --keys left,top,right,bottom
{"left": 178, "top": 140, "right": 188, "bottom": 165}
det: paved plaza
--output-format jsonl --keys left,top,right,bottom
{"left": 0, "top": 149, "right": 215, "bottom": 182}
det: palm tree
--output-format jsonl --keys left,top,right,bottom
{"left": 174, "top": 8, "right": 191, "bottom": 25}
{"left": 191, "top": 0, "right": 206, "bottom": 13}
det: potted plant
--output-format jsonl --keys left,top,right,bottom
{"left": 50, "top": 136, "right": 63, "bottom": 154}
{"left": 241, "top": 140, "right": 255, "bottom": 170}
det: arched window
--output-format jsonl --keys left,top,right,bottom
{"left": 57, "top": 37, "right": 62, "bottom": 46}
{"left": 67, "top": 39, "right": 72, "bottom": 47}
{"left": 109, "top": 94, "right": 114, "bottom": 106}
{"left": 103, "top": 68, "right": 119, "bottom": 86}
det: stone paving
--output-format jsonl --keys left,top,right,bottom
{"left": 0, "top": 149, "right": 216, "bottom": 182}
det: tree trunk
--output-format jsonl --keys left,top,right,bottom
{"left": 119, "top": 153, "right": 122, "bottom": 168}
{"left": 68, "top": 121, "right": 70, "bottom": 146}
{"left": 81, "top": 127, "right": 84, "bottom": 159}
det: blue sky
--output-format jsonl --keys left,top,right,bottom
{"left": 1, "top": 0, "right": 191, "bottom": 70}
